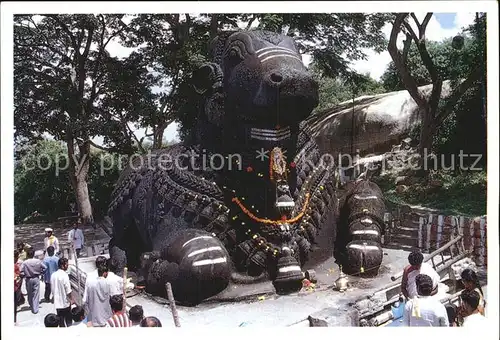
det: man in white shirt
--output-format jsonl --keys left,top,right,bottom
{"left": 401, "top": 250, "right": 440, "bottom": 300}
{"left": 403, "top": 274, "right": 449, "bottom": 327}
{"left": 89, "top": 256, "right": 107, "bottom": 279}
{"left": 83, "top": 256, "right": 108, "bottom": 305}
{"left": 106, "top": 258, "right": 124, "bottom": 296}
{"left": 44, "top": 228, "right": 60, "bottom": 256}
{"left": 460, "top": 289, "right": 488, "bottom": 327}
{"left": 50, "top": 257, "right": 74, "bottom": 327}
{"left": 68, "top": 221, "right": 85, "bottom": 258}
{"left": 84, "top": 266, "right": 113, "bottom": 327}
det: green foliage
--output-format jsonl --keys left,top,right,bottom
{"left": 14, "top": 139, "right": 122, "bottom": 224}
{"left": 87, "top": 150, "right": 123, "bottom": 219}
{"left": 380, "top": 39, "right": 457, "bottom": 91}
{"left": 376, "top": 170, "right": 486, "bottom": 216}
{"left": 14, "top": 13, "right": 394, "bottom": 148}
{"left": 311, "top": 65, "right": 386, "bottom": 112}
{"left": 435, "top": 14, "right": 487, "bottom": 166}
{"left": 381, "top": 14, "right": 485, "bottom": 93}
{"left": 120, "top": 14, "right": 213, "bottom": 148}
{"left": 14, "top": 14, "right": 136, "bottom": 152}
{"left": 15, "top": 140, "right": 72, "bottom": 223}
{"left": 11, "top": 13, "right": 421, "bottom": 220}
{"left": 435, "top": 84, "right": 486, "bottom": 167}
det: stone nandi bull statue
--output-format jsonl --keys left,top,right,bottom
{"left": 107, "top": 29, "right": 386, "bottom": 305}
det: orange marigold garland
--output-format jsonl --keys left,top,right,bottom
{"left": 232, "top": 193, "right": 310, "bottom": 226}
{"left": 232, "top": 146, "right": 308, "bottom": 228}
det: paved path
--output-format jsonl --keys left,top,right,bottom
{"left": 15, "top": 222, "right": 110, "bottom": 257}
{"left": 105, "top": 248, "right": 416, "bottom": 328}
{"left": 14, "top": 247, "right": 412, "bottom": 328}
{"left": 15, "top": 280, "right": 81, "bottom": 327}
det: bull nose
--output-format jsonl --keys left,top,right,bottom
{"left": 253, "top": 68, "right": 319, "bottom": 116}
{"left": 269, "top": 72, "right": 284, "bottom": 84}
{"left": 263, "top": 68, "right": 318, "bottom": 97}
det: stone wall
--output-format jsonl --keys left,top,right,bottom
{"left": 383, "top": 205, "right": 487, "bottom": 267}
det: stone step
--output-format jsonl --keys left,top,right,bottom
{"left": 383, "top": 243, "right": 417, "bottom": 252}
{"left": 397, "top": 226, "right": 420, "bottom": 231}
{"left": 385, "top": 235, "right": 420, "bottom": 248}
{"left": 389, "top": 227, "right": 419, "bottom": 238}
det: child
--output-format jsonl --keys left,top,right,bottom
{"left": 70, "top": 306, "right": 88, "bottom": 327}
{"left": 44, "top": 314, "right": 60, "bottom": 327}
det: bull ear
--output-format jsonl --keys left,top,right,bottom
{"left": 192, "top": 63, "right": 223, "bottom": 95}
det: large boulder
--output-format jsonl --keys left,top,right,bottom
{"left": 306, "top": 81, "right": 453, "bottom": 158}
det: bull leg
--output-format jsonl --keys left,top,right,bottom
{"left": 108, "top": 197, "right": 137, "bottom": 274}
{"left": 140, "top": 229, "right": 232, "bottom": 306}
{"left": 108, "top": 216, "right": 146, "bottom": 275}
{"left": 337, "top": 181, "right": 385, "bottom": 276}
{"left": 343, "top": 219, "right": 384, "bottom": 276}
{"left": 108, "top": 238, "right": 127, "bottom": 273}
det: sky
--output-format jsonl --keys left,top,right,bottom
{"left": 101, "top": 12, "right": 476, "bottom": 144}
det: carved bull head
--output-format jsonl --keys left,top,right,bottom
{"left": 192, "top": 30, "right": 319, "bottom": 130}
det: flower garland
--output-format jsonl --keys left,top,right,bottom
{"left": 231, "top": 192, "right": 310, "bottom": 226}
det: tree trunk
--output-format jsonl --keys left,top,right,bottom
{"left": 210, "top": 14, "right": 219, "bottom": 39}
{"left": 417, "top": 78, "right": 442, "bottom": 177}
{"left": 74, "top": 173, "right": 93, "bottom": 223}
{"left": 67, "top": 136, "right": 94, "bottom": 224}
{"left": 152, "top": 127, "right": 164, "bottom": 150}
{"left": 417, "top": 109, "right": 435, "bottom": 177}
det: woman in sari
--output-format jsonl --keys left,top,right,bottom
{"left": 460, "top": 269, "right": 486, "bottom": 315}
{"left": 456, "top": 268, "right": 486, "bottom": 326}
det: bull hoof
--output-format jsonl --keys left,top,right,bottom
{"left": 272, "top": 251, "right": 304, "bottom": 294}
{"left": 343, "top": 240, "right": 383, "bottom": 276}
{"left": 273, "top": 278, "right": 304, "bottom": 295}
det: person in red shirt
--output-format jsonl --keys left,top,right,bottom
{"left": 106, "top": 294, "right": 131, "bottom": 327}
{"left": 401, "top": 251, "right": 439, "bottom": 300}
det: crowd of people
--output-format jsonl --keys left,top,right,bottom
{"left": 14, "top": 221, "right": 163, "bottom": 328}
{"left": 399, "top": 250, "right": 487, "bottom": 327}
{"left": 15, "top": 222, "right": 488, "bottom": 328}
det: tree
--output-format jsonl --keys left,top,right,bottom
{"left": 436, "top": 14, "right": 487, "bottom": 166}
{"left": 387, "top": 13, "right": 484, "bottom": 176}
{"left": 310, "top": 63, "right": 385, "bottom": 112}
{"left": 120, "top": 14, "right": 214, "bottom": 149}
{"left": 14, "top": 14, "right": 137, "bottom": 223}
{"left": 13, "top": 13, "right": 397, "bottom": 222}
{"left": 381, "top": 39, "right": 456, "bottom": 91}
{"left": 14, "top": 139, "right": 122, "bottom": 224}
{"left": 95, "top": 51, "right": 161, "bottom": 153}
{"left": 15, "top": 140, "right": 72, "bottom": 223}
